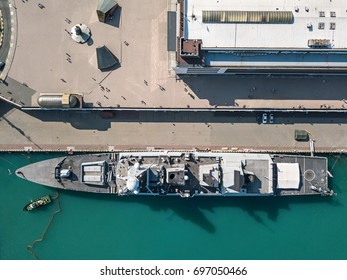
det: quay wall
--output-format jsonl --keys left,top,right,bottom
{"left": 0, "top": 145, "right": 344, "bottom": 154}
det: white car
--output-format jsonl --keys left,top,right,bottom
{"left": 269, "top": 114, "right": 274, "bottom": 124}
{"left": 262, "top": 113, "right": 267, "bottom": 124}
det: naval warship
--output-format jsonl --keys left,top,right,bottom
{"left": 16, "top": 150, "right": 333, "bottom": 197}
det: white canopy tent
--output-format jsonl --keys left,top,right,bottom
{"left": 276, "top": 163, "right": 300, "bottom": 189}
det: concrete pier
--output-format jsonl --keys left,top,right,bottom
{"left": 1, "top": 100, "right": 346, "bottom": 153}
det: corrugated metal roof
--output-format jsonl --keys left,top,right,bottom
{"left": 202, "top": 11, "right": 294, "bottom": 24}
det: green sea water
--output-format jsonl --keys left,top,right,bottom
{"left": 0, "top": 152, "right": 346, "bottom": 260}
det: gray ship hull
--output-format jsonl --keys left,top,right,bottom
{"left": 16, "top": 150, "right": 332, "bottom": 197}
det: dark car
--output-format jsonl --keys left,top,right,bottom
{"left": 0, "top": 61, "right": 5, "bottom": 70}
{"left": 256, "top": 115, "right": 262, "bottom": 124}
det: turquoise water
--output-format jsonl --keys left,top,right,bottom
{"left": 0, "top": 152, "right": 346, "bottom": 260}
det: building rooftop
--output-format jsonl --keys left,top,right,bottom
{"left": 185, "top": 0, "right": 347, "bottom": 50}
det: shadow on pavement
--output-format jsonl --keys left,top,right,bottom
{"left": 180, "top": 75, "right": 347, "bottom": 107}
{"left": 0, "top": 98, "right": 14, "bottom": 117}
{"left": 87, "top": 37, "right": 94, "bottom": 46}
{"left": 24, "top": 109, "right": 347, "bottom": 132}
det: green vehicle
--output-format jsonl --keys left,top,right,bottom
{"left": 295, "top": 130, "right": 309, "bottom": 141}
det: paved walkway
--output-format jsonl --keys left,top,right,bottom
{"left": 0, "top": 0, "right": 347, "bottom": 110}
{"left": 0, "top": 100, "right": 346, "bottom": 153}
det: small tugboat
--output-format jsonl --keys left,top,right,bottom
{"left": 23, "top": 195, "right": 52, "bottom": 211}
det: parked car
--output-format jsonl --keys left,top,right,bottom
{"left": 0, "top": 61, "right": 5, "bottom": 71}
{"left": 269, "top": 114, "right": 274, "bottom": 124}
{"left": 262, "top": 113, "right": 267, "bottom": 124}
{"left": 256, "top": 115, "right": 262, "bottom": 124}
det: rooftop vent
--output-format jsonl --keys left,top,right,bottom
{"left": 318, "top": 22, "right": 325, "bottom": 30}
{"left": 330, "top": 22, "right": 336, "bottom": 30}
{"left": 180, "top": 38, "right": 201, "bottom": 57}
{"left": 330, "top": 11, "right": 336, "bottom": 17}
{"left": 202, "top": 10, "right": 294, "bottom": 24}
{"left": 319, "top": 11, "right": 325, "bottom": 17}
{"left": 308, "top": 39, "right": 331, "bottom": 48}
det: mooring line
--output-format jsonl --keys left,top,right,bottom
{"left": 0, "top": 155, "right": 18, "bottom": 168}
{"left": 26, "top": 191, "right": 61, "bottom": 260}
{"left": 330, "top": 151, "right": 343, "bottom": 171}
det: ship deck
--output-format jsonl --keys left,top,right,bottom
{"left": 272, "top": 155, "right": 328, "bottom": 196}
{"left": 17, "top": 154, "right": 116, "bottom": 194}
{"left": 17, "top": 152, "right": 274, "bottom": 196}
{"left": 16, "top": 151, "right": 330, "bottom": 197}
